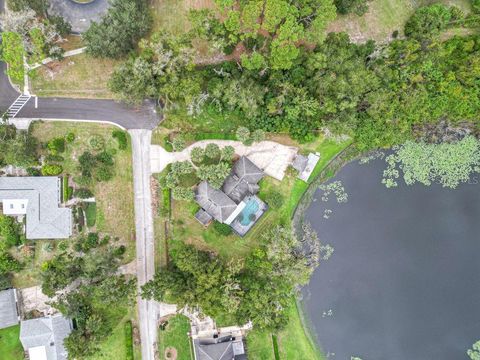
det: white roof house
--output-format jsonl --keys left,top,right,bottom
{"left": 20, "top": 315, "right": 73, "bottom": 360}
{"left": 0, "top": 289, "right": 19, "bottom": 329}
{"left": 0, "top": 177, "right": 72, "bottom": 239}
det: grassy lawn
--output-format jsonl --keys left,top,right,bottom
{"left": 30, "top": 53, "right": 120, "bottom": 99}
{"left": 30, "top": 122, "right": 136, "bottom": 262}
{"left": 162, "top": 130, "right": 351, "bottom": 359}
{"left": 85, "top": 308, "right": 136, "bottom": 360}
{"left": 0, "top": 325, "right": 23, "bottom": 360}
{"left": 327, "top": 0, "right": 472, "bottom": 43}
{"left": 150, "top": 0, "right": 214, "bottom": 34}
{"left": 158, "top": 315, "right": 192, "bottom": 360}
{"left": 12, "top": 239, "right": 64, "bottom": 288}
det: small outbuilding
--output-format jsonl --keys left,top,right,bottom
{"left": 292, "top": 153, "right": 320, "bottom": 182}
{"left": 193, "top": 335, "right": 247, "bottom": 360}
{"left": 0, "top": 289, "right": 19, "bottom": 329}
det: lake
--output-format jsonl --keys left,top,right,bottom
{"left": 301, "top": 156, "right": 480, "bottom": 360}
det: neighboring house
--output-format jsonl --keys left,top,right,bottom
{"left": 0, "top": 289, "right": 19, "bottom": 329}
{"left": 0, "top": 177, "right": 72, "bottom": 239}
{"left": 195, "top": 156, "right": 268, "bottom": 236}
{"left": 292, "top": 153, "right": 320, "bottom": 182}
{"left": 20, "top": 315, "right": 73, "bottom": 360}
{"left": 193, "top": 335, "right": 247, "bottom": 360}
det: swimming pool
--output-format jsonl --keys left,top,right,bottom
{"left": 238, "top": 197, "right": 259, "bottom": 226}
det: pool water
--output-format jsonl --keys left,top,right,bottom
{"left": 239, "top": 198, "right": 259, "bottom": 226}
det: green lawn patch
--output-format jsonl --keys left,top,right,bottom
{"left": 158, "top": 315, "right": 192, "bottom": 360}
{"left": 85, "top": 202, "right": 97, "bottom": 227}
{"left": 124, "top": 320, "right": 134, "bottom": 360}
{"left": 85, "top": 311, "right": 133, "bottom": 360}
{"left": 327, "top": 0, "right": 472, "bottom": 43}
{"left": 30, "top": 122, "right": 136, "bottom": 262}
{"left": 0, "top": 325, "right": 23, "bottom": 360}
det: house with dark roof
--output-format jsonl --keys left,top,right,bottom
{"left": 0, "top": 177, "right": 72, "bottom": 239}
{"left": 194, "top": 156, "right": 268, "bottom": 236}
{"left": 193, "top": 335, "right": 247, "bottom": 360}
{"left": 20, "top": 314, "right": 73, "bottom": 360}
{"left": 0, "top": 289, "right": 19, "bottom": 329}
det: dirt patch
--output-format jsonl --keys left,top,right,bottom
{"left": 184, "top": 0, "right": 215, "bottom": 10}
{"left": 164, "top": 347, "right": 178, "bottom": 360}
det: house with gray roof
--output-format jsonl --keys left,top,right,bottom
{"left": 20, "top": 314, "right": 73, "bottom": 360}
{"left": 0, "top": 289, "right": 19, "bottom": 329}
{"left": 0, "top": 177, "right": 72, "bottom": 239}
{"left": 193, "top": 335, "right": 247, "bottom": 360}
{"left": 194, "top": 156, "right": 267, "bottom": 236}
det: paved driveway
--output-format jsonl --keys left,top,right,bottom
{"left": 151, "top": 140, "right": 298, "bottom": 180}
{"left": 49, "top": 0, "right": 110, "bottom": 33}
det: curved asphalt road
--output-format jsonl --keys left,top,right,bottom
{"left": 0, "top": 0, "right": 161, "bottom": 130}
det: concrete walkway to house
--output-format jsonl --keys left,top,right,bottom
{"left": 29, "top": 47, "right": 87, "bottom": 70}
{"left": 151, "top": 140, "right": 298, "bottom": 181}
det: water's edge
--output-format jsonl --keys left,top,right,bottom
{"left": 292, "top": 144, "right": 361, "bottom": 359}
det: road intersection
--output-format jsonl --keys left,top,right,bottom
{"left": 1, "top": 3, "right": 161, "bottom": 356}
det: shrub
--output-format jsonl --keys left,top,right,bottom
{"left": 96, "top": 151, "right": 114, "bottom": 166}
{"left": 84, "top": 232, "right": 99, "bottom": 251}
{"left": 85, "top": 203, "right": 97, "bottom": 227}
{"left": 473, "top": 0, "right": 480, "bottom": 13}
{"left": 62, "top": 176, "right": 70, "bottom": 202}
{"left": 172, "top": 136, "right": 186, "bottom": 151}
{"left": 79, "top": 151, "right": 96, "bottom": 177}
{"left": 74, "top": 188, "right": 94, "bottom": 199}
{"left": 95, "top": 165, "right": 114, "bottom": 181}
{"left": 236, "top": 126, "right": 251, "bottom": 144}
{"left": 112, "top": 130, "right": 128, "bottom": 150}
{"left": 190, "top": 147, "right": 204, "bottom": 165}
{"left": 47, "top": 137, "right": 66, "bottom": 154}
{"left": 213, "top": 221, "right": 232, "bottom": 235}
{"left": 172, "top": 187, "right": 194, "bottom": 201}
{"left": 221, "top": 146, "right": 235, "bottom": 162}
{"left": 65, "top": 132, "right": 75, "bottom": 143}
{"left": 45, "top": 154, "right": 64, "bottom": 163}
{"left": 89, "top": 135, "right": 105, "bottom": 151}
{"left": 334, "top": 0, "right": 369, "bottom": 15}
{"left": 404, "top": 4, "right": 453, "bottom": 38}
{"left": 41, "top": 164, "right": 63, "bottom": 176}
{"left": 26, "top": 167, "right": 41, "bottom": 176}
{"left": 251, "top": 129, "right": 266, "bottom": 143}
{"left": 204, "top": 143, "right": 221, "bottom": 159}
{"left": 265, "top": 190, "right": 284, "bottom": 209}
{"left": 0, "top": 215, "right": 20, "bottom": 247}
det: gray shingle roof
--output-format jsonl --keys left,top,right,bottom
{"left": 222, "top": 157, "right": 264, "bottom": 204}
{"left": 0, "top": 177, "right": 72, "bottom": 239}
{"left": 193, "top": 336, "right": 246, "bottom": 360}
{"left": 0, "top": 289, "right": 19, "bottom": 329}
{"left": 195, "top": 181, "right": 237, "bottom": 223}
{"left": 195, "top": 209, "right": 213, "bottom": 226}
{"left": 20, "top": 315, "right": 73, "bottom": 360}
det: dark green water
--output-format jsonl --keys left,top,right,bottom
{"left": 302, "top": 157, "right": 480, "bottom": 360}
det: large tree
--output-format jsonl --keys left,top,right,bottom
{"left": 83, "top": 0, "right": 152, "bottom": 58}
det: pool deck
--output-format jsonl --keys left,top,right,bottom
{"left": 230, "top": 195, "right": 268, "bottom": 237}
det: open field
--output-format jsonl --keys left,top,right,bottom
{"left": 30, "top": 122, "right": 136, "bottom": 261}
{"left": 31, "top": 53, "right": 119, "bottom": 99}
{"left": 150, "top": 0, "right": 214, "bottom": 34}
{"left": 0, "top": 325, "right": 23, "bottom": 360}
{"left": 328, "top": 0, "right": 473, "bottom": 43}
{"left": 158, "top": 315, "right": 193, "bottom": 360}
